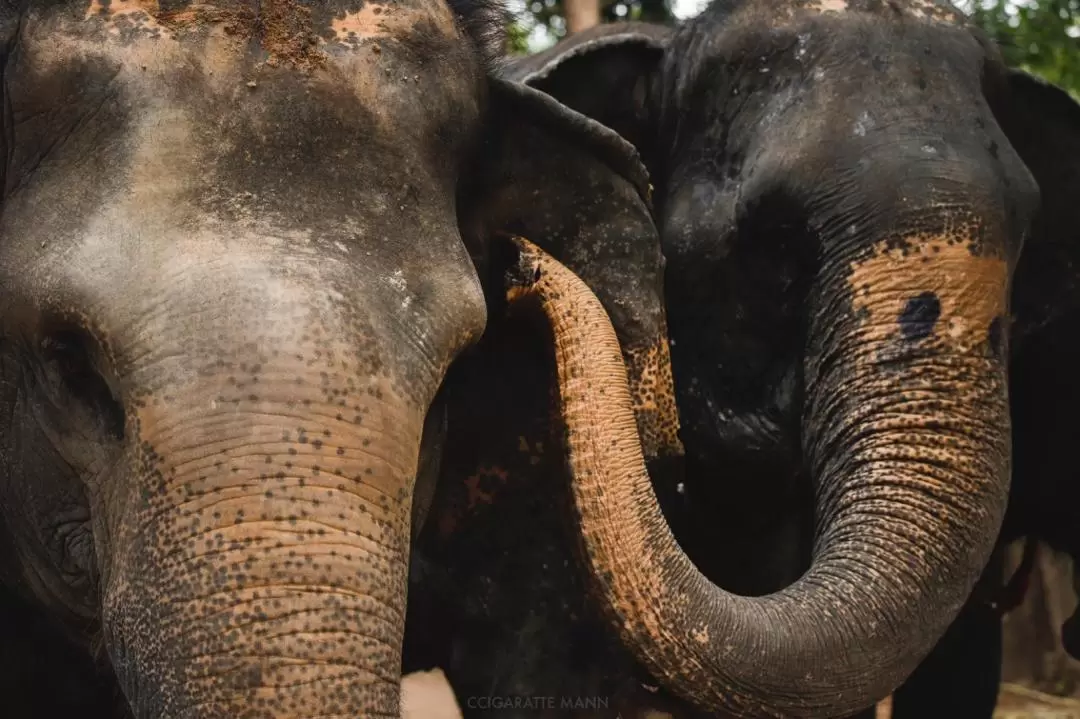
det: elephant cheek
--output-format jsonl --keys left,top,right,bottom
{"left": 99, "top": 388, "right": 422, "bottom": 718}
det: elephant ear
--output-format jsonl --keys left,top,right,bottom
{"left": 459, "top": 76, "right": 681, "bottom": 461}
{"left": 500, "top": 22, "right": 670, "bottom": 168}
{"left": 997, "top": 70, "right": 1080, "bottom": 337}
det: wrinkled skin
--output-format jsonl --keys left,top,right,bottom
{"left": 0, "top": 0, "right": 663, "bottom": 715}
{"left": 472, "top": 2, "right": 1079, "bottom": 717}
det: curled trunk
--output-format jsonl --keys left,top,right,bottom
{"left": 505, "top": 233, "right": 1011, "bottom": 717}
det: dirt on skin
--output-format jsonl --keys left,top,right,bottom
{"left": 105, "top": 0, "right": 327, "bottom": 70}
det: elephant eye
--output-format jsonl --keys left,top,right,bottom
{"left": 39, "top": 328, "right": 125, "bottom": 440}
{"left": 42, "top": 331, "right": 94, "bottom": 379}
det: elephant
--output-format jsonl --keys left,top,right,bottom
{"left": 487, "top": 2, "right": 1080, "bottom": 718}
{"left": 0, "top": 0, "right": 678, "bottom": 715}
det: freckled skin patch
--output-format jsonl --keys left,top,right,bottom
{"left": 623, "top": 337, "right": 684, "bottom": 461}
{"left": 849, "top": 234, "right": 1009, "bottom": 355}
{"left": 82, "top": 0, "right": 329, "bottom": 69}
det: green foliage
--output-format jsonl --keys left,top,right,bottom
{"left": 506, "top": 20, "right": 532, "bottom": 54}
{"left": 967, "top": 0, "right": 1080, "bottom": 97}
{"left": 508, "top": 0, "right": 676, "bottom": 53}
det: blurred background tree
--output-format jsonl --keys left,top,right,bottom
{"left": 524, "top": 0, "right": 675, "bottom": 37}
{"left": 968, "top": 0, "right": 1080, "bottom": 96}
{"left": 507, "top": 0, "right": 1079, "bottom": 97}
{"left": 505, "top": 0, "right": 679, "bottom": 53}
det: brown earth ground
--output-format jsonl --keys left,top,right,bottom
{"left": 876, "top": 685, "right": 1080, "bottom": 719}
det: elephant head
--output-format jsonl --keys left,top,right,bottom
{"left": 0, "top": 0, "right": 662, "bottom": 716}
{"left": 499, "top": 2, "right": 1080, "bottom": 716}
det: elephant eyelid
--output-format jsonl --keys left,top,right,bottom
{"left": 38, "top": 329, "right": 125, "bottom": 441}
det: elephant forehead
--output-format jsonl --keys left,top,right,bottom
{"left": 76, "top": 0, "right": 460, "bottom": 59}
{"left": 2, "top": 1, "right": 483, "bottom": 273}
{"left": 22, "top": 0, "right": 474, "bottom": 116}
{"left": 848, "top": 229, "right": 1008, "bottom": 355}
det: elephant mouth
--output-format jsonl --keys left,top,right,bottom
{"left": 674, "top": 357, "right": 798, "bottom": 463}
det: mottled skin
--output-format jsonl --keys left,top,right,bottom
{"left": 0, "top": 0, "right": 663, "bottom": 716}
{"left": 485, "top": 1, "right": 1080, "bottom": 717}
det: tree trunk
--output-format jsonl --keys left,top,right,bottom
{"left": 564, "top": 0, "right": 601, "bottom": 34}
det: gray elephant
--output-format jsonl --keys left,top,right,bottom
{"left": 0, "top": 0, "right": 670, "bottom": 715}
{"left": 490, "top": 1, "right": 1079, "bottom": 718}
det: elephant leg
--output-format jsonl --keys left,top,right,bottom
{"left": 890, "top": 597, "right": 1002, "bottom": 719}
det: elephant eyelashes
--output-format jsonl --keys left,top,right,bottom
{"left": 39, "top": 329, "right": 125, "bottom": 441}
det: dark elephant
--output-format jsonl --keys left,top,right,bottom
{"left": 0, "top": 0, "right": 669, "bottom": 716}
{"left": 482, "top": 2, "right": 1079, "bottom": 718}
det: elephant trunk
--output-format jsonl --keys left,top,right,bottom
{"left": 506, "top": 224, "right": 1011, "bottom": 717}
{"left": 101, "top": 358, "right": 425, "bottom": 717}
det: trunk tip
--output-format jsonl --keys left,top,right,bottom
{"left": 502, "top": 235, "right": 544, "bottom": 301}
